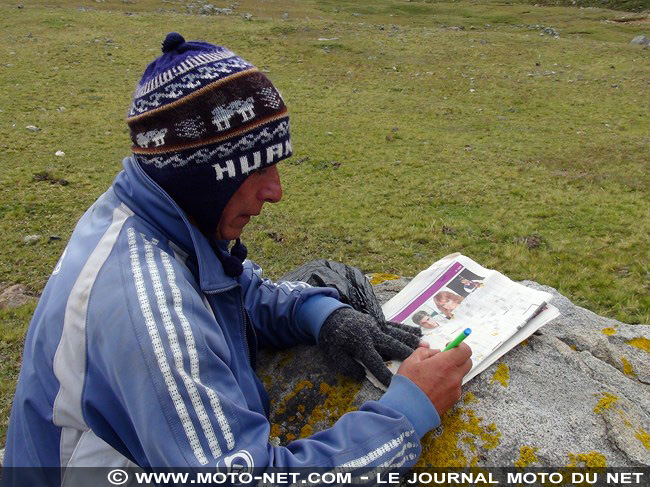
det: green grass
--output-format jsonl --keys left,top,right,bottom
{"left": 0, "top": 0, "right": 648, "bottom": 443}
{"left": 0, "top": 305, "right": 36, "bottom": 444}
{"left": 525, "top": 0, "right": 650, "bottom": 14}
{"left": 403, "top": 0, "right": 649, "bottom": 12}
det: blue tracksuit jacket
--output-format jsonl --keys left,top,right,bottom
{"left": 3, "top": 157, "right": 439, "bottom": 485}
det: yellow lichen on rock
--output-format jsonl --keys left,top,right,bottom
{"left": 416, "top": 407, "right": 501, "bottom": 467}
{"left": 593, "top": 392, "right": 619, "bottom": 414}
{"left": 514, "top": 446, "right": 538, "bottom": 467}
{"left": 278, "top": 349, "right": 295, "bottom": 369}
{"left": 463, "top": 392, "right": 477, "bottom": 404}
{"left": 491, "top": 363, "right": 510, "bottom": 387}
{"left": 260, "top": 373, "right": 273, "bottom": 391}
{"left": 300, "top": 424, "right": 313, "bottom": 438}
{"left": 302, "top": 377, "right": 361, "bottom": 438}
{"left": 626, "top": 337, "right": 650, "bottom": 353}
{"left": 369, "top": 273, "right": 401, "bottom": 285}
{"left": 567, "top": 451, "right": 607, "bottom": 467}
{"left": 306, "top": 403, "right": 326, "bottom": 426}
{"left": 276, "top": 379, "right": 314, "bottom": 415}
{"left": 321, "top": 376, "right": 361, "bottom": 423}
{"left": 620, "top": 357, "right": 636, "bottom": 377}
{"left": 601, "top": 327, "right": 617, "bottom": 336}
{"left": 291, "top": 380, "right": 313, "bottom": 396}
{"left": 636, "top": 429, "right": 650, "bottom": 451}
{"left": 270, "top": 423, "right": 281, "bottom": 438}
{"left": 617, "top": 409, "right": 631, "bottom": 428}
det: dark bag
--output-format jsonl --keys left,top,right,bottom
{"left": 279, "top": 259, "right": 385, "bottom": 324}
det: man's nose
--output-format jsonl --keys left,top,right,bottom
{"left": 258, "top": 165, "right": 283, "bottom": 203}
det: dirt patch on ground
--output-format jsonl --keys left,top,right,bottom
{"left": 610, "top": 16, "right": 650, "bottom": 24}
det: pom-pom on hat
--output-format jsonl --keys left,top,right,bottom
{"left": 161, "top": 32, "right": 185, "bottom": 52}
{"left": 127, "top": 33, "right": 292, "bottom": 276}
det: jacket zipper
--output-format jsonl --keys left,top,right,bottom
{"left": 204, "top": 284, "right": 251, "bottom": 365}
{"left": 240, "top": 300, "right": 251, "bottom": 365}
{"left": 203, "top": 284, "right": 238, "bottom": 295}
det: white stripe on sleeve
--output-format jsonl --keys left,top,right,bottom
{"left": 159, "top": 249, "right": 235, "bottom": 452}
{"left": 128, "top": 228, "right": 208, "bottom": 465}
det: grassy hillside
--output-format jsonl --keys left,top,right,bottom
{"left": 409, "top": 0, "right": 650, "bottom": 12}
{"left": 0, "top": 0, "right": 648, "bottom": 443}
{"left": 526, "top": 0, "right": 649, "bottom": 13}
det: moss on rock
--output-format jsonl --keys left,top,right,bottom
{"left": 620, "top": 357, "right": 636, "bottom": 377}
{"left": 368, "top": 273, "right": 402, "bottom": 285}
{"left": 567, "top": 451, "right": 607, "bottom": 467}
{"left": 491, "top": 363, "right": 510, "bottom": 387}
{"left": 636, "top": 429, "right": 650, "bottom": 452}
{"left": 514, "top": 446, "right": 539, "bottom": 467}
{"left": 627, "top": 337, "right": 650, "bottom": 353}
{"left": 593, "top": 393, "right": 619, "bottom": 414}
{"left": 416, "top": 407, "right": 501, "bottom": 467}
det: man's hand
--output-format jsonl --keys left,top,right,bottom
{"left": 396, "top": 343, "right": 472, "bottom": 416}
{"left": 318, "top": 308, "right": 422, "bottom": 387}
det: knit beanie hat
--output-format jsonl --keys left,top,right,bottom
{"left": 127, "top": 32, "right": 292, "bottom": 276}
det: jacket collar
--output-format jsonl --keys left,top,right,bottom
{"left": 112, "top": 156, "right": 237, "bottom": 292}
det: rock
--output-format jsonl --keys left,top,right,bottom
{"left": 0, "top": 448, "right": 3, "bottom": 466}
{"left": 33, "top": 171, "right": 69, "bottom": 186}
{"left": 542, "top": 27, "right": 559, "bottom": 37}
{"left": 515, "top": 234, "right": 543, "bottom": 249}
{"left": 0, "top": 285, "right": 36, "bottom": 310}
{"left": 630, "top": 35, "right": 649, "bottom": 46}
{"left": 25, "top": 125, "right": 40, "bottom": 132}
{"left": 242, "top": 12, "right": 252, "bottom": 20}
{"left": 372, "top": 277, "right": 411, "bottom": 305}
{"left": 55, "top": 150, "right": 65, "bottom": 157}
{"left": 258, "top": 279, "right": 650, "bottom": 466}
{"left": 198, "top": 4, "right": 233, "bottom": 15}
{"left": 23, "top": 235, "right": 41, "bottom": 245}
{"left": 281, "top": 12, "right": 289, "bottom": 20}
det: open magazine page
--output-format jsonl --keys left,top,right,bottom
{"left": 369, "top": 304, "right": 560, "bottom": 390}
{"left": 462, "top": 303, "right": 560, "bottom": 383}
{"left": 373, "top": 254, "right": 556, "bottom": 388}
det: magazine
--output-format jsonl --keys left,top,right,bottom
{"left": 370, "top": 253, "right": 560, "bottom": 389}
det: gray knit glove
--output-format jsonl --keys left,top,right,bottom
{"left": 318, "top": 308, "right": 422, "bottom": 387}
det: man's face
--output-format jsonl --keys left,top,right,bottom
{"left": 419, "top": 316, "right": 438, "bottom": 329}
{"left": 214, "top": 165, "right": 283, "bottom": 241}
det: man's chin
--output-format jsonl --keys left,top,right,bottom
{"left": 214, "top": 227, "right": 244, "bottom": 241}
{"left": 215, "top": 216, "right": 250, "bottom": 241}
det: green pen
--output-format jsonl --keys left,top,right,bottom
{"left": 443, "top": 328, "right": 472, "bottom": 351}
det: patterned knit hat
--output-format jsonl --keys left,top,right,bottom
{"left": 127, "top": 33, "right": 292, "bottom": 276}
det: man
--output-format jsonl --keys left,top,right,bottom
{"left": 3, "top": 33, "right": 472, "bottom": 483}
{"left": 411, "top": 310, "right": 440, "bottom": 329}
